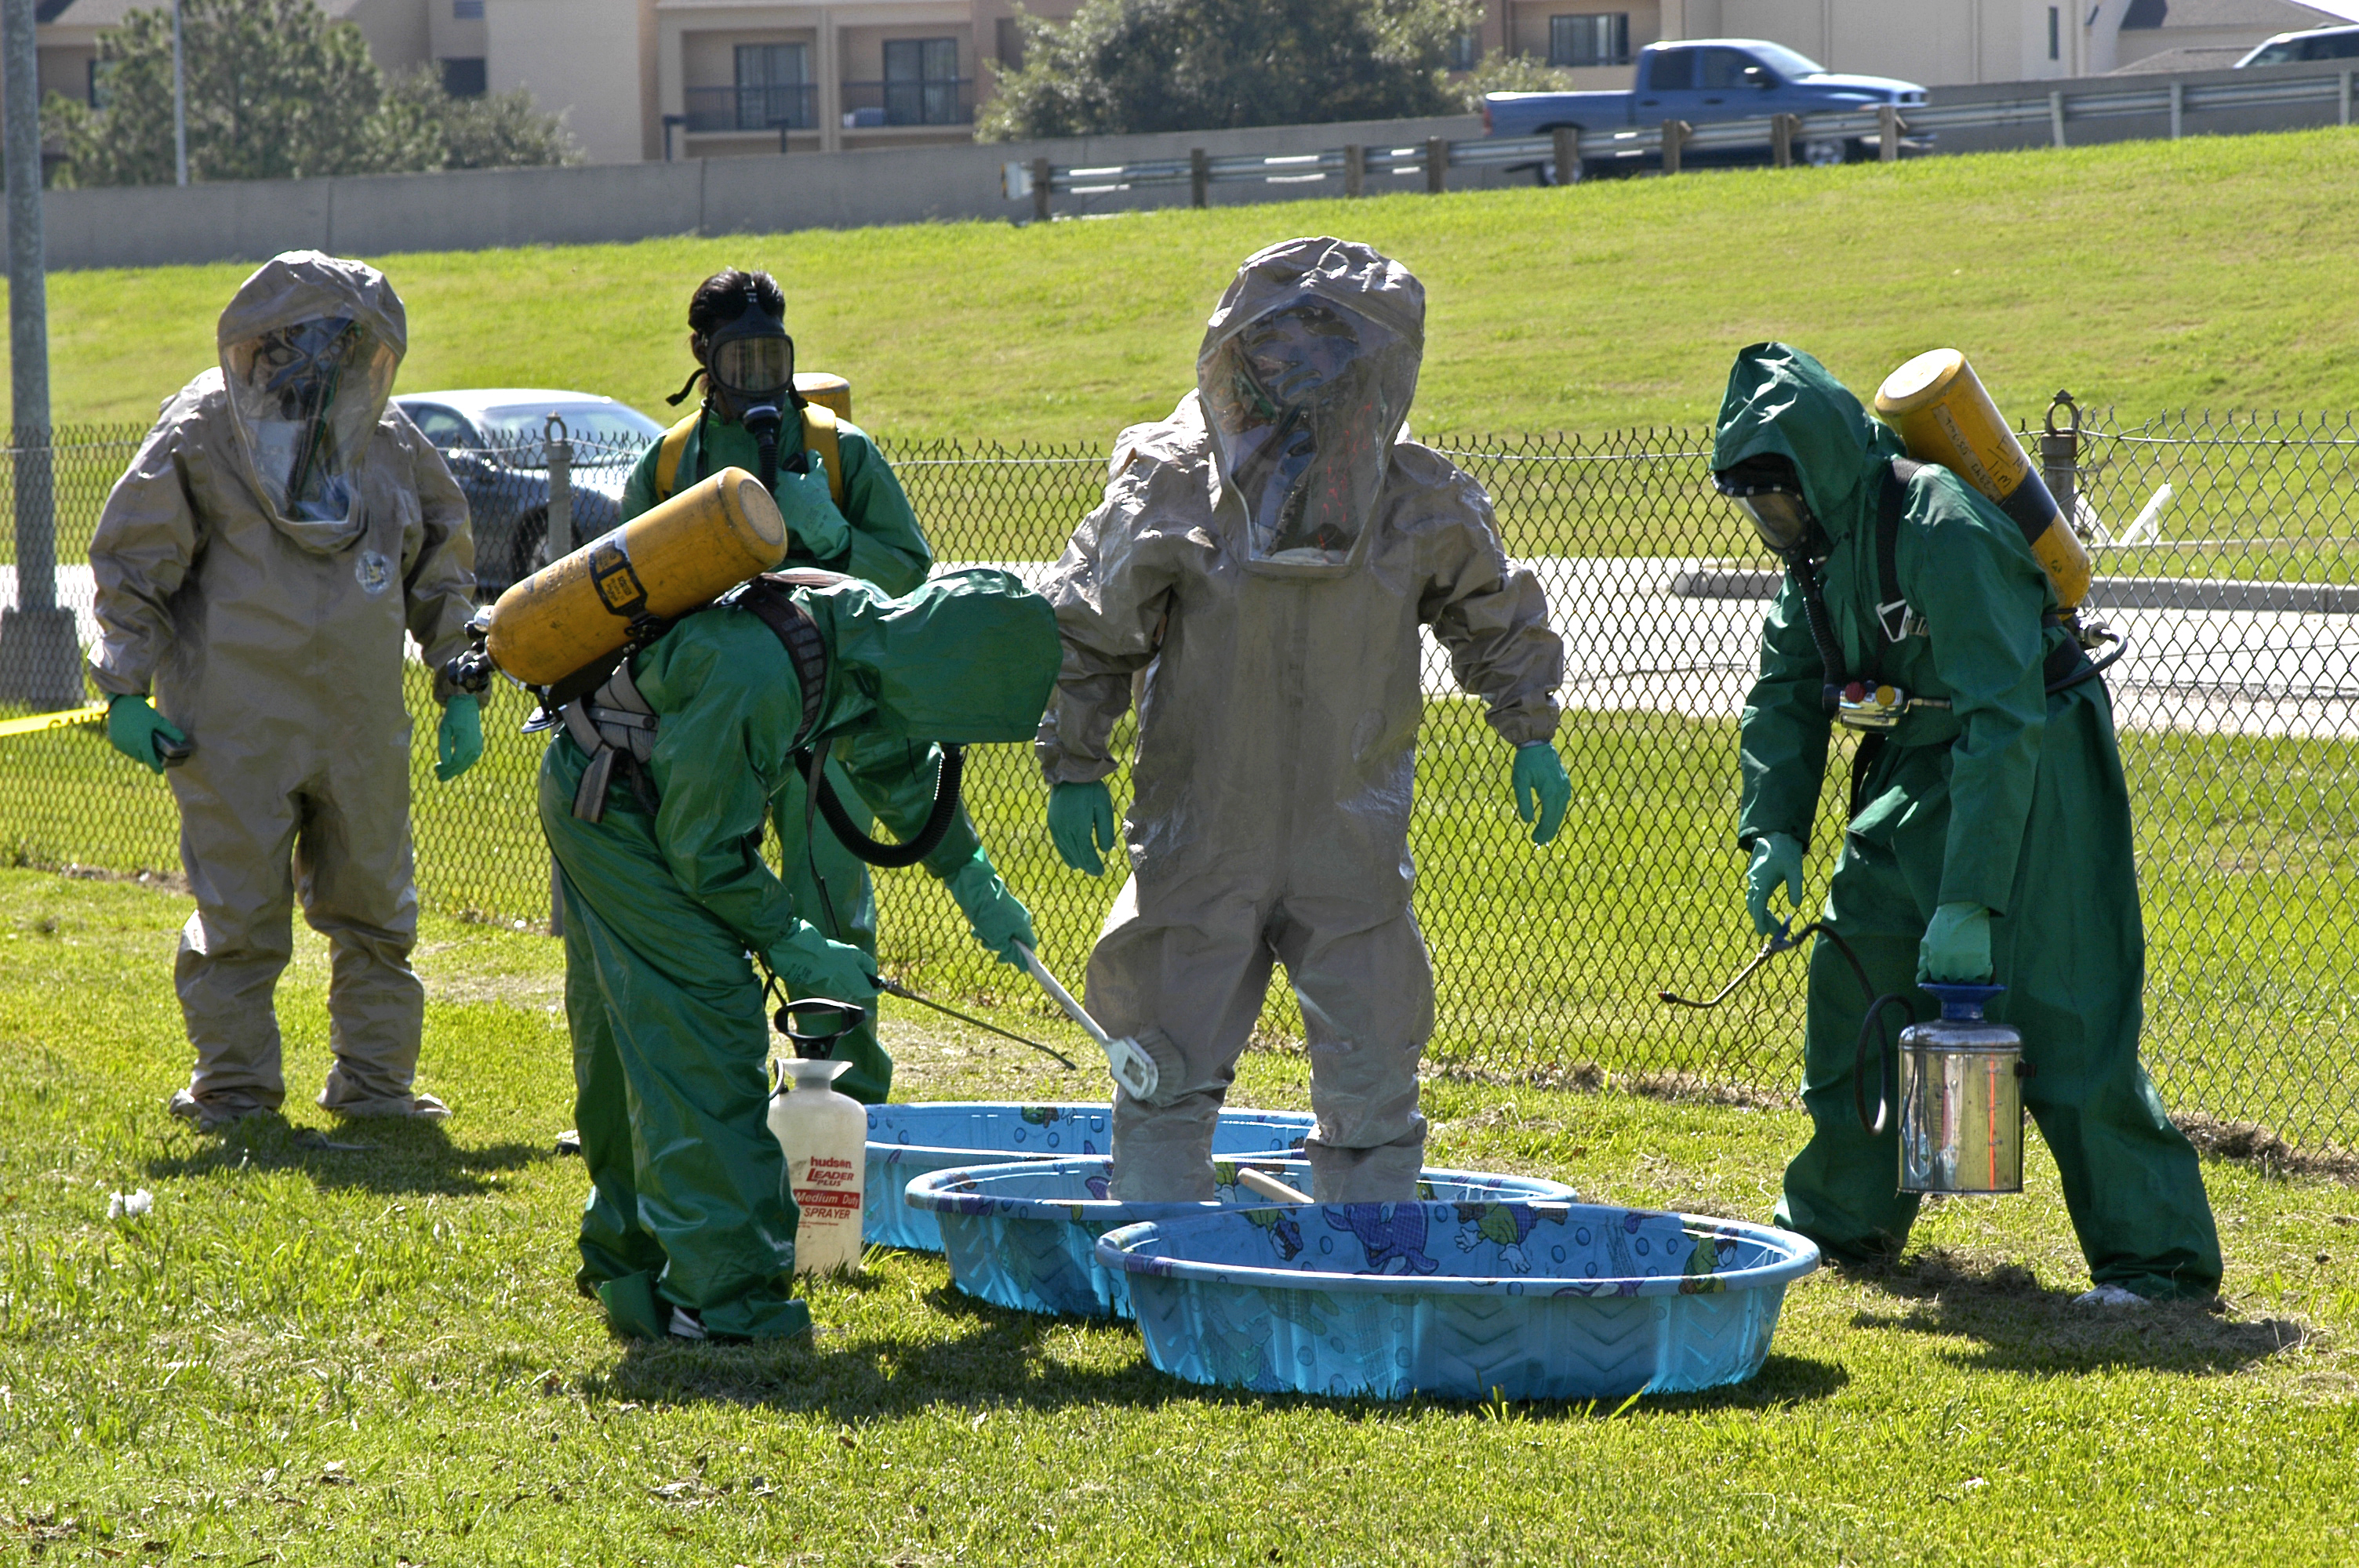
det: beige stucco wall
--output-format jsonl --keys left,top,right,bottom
{"left": 343, "top": 0, "right": 433, "bottom": 76}
{"left": 491, "top": 0, "right": 660, "bottom": 162}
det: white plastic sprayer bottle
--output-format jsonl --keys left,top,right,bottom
{"left": 766, "top": 1057, "right": 867, "bottom": 1277}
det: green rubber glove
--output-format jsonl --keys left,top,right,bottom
{"left": 774, "top": 453, "right": 851, "bottom": 560}
{"left": 1510, "top": 742, "right": 1572, "bottom": 845}
{"left": 1047, "top": 779, "right": 1117, "bottom": 877}
{"left": 1744, "top": 833, "right": 1805, "bottom": 935}
{"left": 105, "top": 693, "right": 187, "bottom": 775}
{"left": 434, "top": 695, "right": 482, "bottom": 782}
{"left": 942, "top": 849, "right": 1037, "bottom": 968}
{"left": 763, "top": 920, "right": 880, "bottom": 1007}
{"left": 1918, "top": 902, "right": 1994, "bottom": 983}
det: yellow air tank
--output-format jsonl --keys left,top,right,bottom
{"left": 484, "top": 466, "right": 787, "bottom": 687}
{"left": 793, "top": 372, "right": 852, "bottom": 421}
{"left": 1873, "top": 349, "right": 2092, "bottom": 612}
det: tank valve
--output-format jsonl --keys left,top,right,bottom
{"left": 442, "top": 612, "right": 495, "bottom": 695}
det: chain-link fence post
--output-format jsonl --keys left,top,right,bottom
{"left": 543, "top": 413, "right": 572, "bottom": 938}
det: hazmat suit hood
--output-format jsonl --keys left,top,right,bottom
{"left": 216, "top": 250, "right": 409, "bottom": 554}
{"left": 1711, "top": 342, "right": 1903, "bottom": 554}
{"left": 1196, "top": 237, "right": 1423, "bottom": 574}
{"left": 802, "top": 568, "right": 1060, "bottom": 743}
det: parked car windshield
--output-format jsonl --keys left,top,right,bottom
{"left": 480, "top": 404, "right": 663, "bottom": 465}
{"left": 1746, "top": 42, "right": 1830, "bottom": 79}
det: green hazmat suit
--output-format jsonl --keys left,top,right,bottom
{"left": 620, "top": 407, "right": 931, "bottom": 1102}
{"left": 541, "top": 571, "right": 1059, "bottom": 1338}
{"left": 1717, "top": 343, "right": 2221, "bottom": 1301}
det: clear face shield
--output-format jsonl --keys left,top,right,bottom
{"left": 1201, "top": 297, "right": 1416, "bottom": 568}
{"left": 1712, "top": 459, "right": 1819, "bottom": 557}
{"left": 224, "top": 317, "right": 397, "bottom": 527}
{"left": 702, "top": 314, "right": 794, "bottom": 420}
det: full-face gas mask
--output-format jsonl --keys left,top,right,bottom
{"left": 1712, "top": 455, "right": 1823, "bottom": 558}
{"left": 1201, "top": 295, "right": 1416, "bottom": 569}
{"left": 223, "top": 315, "right": 397, "bottom": 535}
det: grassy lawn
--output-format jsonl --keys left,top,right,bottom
{"left": 13, "top": 128, "right": 2359, "bottom": 444}
{"left": 5, "top": 866, "right": 2359, "bottom": 1564}
{"left": 5, "top": 678, "right": 2353, "bottom": 1142}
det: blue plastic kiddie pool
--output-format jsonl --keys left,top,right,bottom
{"left": 862, "top": 1103, "right": 1314, "bottom": 1252}
{"left": 905, "top": 1156, "right": 1577, "bottom": 1320}
{"left": 1095, "top": 1200, "right": 1819, "bottom": 1400}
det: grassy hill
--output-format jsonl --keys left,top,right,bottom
{"left": 20, "top": 125, "right": 2359, "bottom": 440}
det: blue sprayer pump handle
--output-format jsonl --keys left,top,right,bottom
{"left": 1922, "top": 981, "right": 2005, "bottom": 1021}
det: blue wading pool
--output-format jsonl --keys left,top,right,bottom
{"left": 1093, "top": 1201, "right": 1819, "bottom": 1401}
{"left": 905, "top": 1156, "right": 1577, "bottom": 1320}
{"left": 862, "top": 1103, "right": 1314, "bottom": 1252}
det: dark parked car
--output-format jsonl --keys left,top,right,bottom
{"left": 393, "top": 389, "right": 665, "bottom": 600}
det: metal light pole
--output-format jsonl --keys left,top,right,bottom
{"left": 172, "top": 0, "right": 187, "bottom": 186}
{"left": 0, "top": 0, "right": 77, "bottom": 707}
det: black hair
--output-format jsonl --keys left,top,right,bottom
{"left": 689, "top": 269, "right": 785, "bottom": 337}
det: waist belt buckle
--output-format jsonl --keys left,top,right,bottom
{"left": 1836, "top": 681, "right": 1909, "bottom": 732}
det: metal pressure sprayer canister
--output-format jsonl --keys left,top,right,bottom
{"left": 1898, "top": 982, "right": 2027, "bottom": 1195}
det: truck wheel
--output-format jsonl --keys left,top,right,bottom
{"left": 1801, "top": 137, "right": 1848, "bottom": 167}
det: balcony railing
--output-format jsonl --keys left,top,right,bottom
{"left": 839, "top": 77, "right": 975, "bottom": 128}
{"left": 682, "top": 83, "right": 818, "bottom": 134}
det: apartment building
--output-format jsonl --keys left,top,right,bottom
{"left": 26, "top": 0, "right": 2359, "bottom": 166}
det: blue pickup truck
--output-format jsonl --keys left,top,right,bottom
{"left": 1484, "top": 39, "right": 1928, "bottom": 177}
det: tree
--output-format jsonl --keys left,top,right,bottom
{"left": 43, "top": 0, "right": 573, "bottom": 187}
{"left": 1451, "top": 50, "right": 1580, "bottom": 111}
{"left": 980, "top": 0, "right": 1481, "bottom": 141}
{"left": 386, "top": 68, "right": 582, "bottom": 172}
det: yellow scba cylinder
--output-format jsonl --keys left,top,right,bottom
{"left": 484, "top": 466, "right": 787, "bottom": 686}
{"left": 1873, "top": 349, "right": 2092, "bottom": 612}
{"left": 794, "top": 372, "right": 852, "bottom": 421}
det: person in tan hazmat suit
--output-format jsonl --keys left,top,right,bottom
{"left": 88, "top": 251, "right": 479, "bottom": 1129}
{"left": 1037, "top": 237, "right": 1572, "bottom": 1202}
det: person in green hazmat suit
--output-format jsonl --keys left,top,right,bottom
{"left": 616, "top": 267, "right": 955, "bottom": 1104}
{"left": 543, "top": 568, "right": 1059, "bottom": 1340}
{"left": 1716, "top": 342, "right": 2220, "bottom": 1306}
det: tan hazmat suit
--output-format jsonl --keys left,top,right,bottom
{"left": 1036, "top": 238, "right": 1565, "bottom": 1202}
{"left": 88, "top": 252, "right": 476, "bottom": 1121}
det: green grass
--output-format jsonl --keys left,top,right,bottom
{"left": 15, "top": 127, "right": 2359, "bottom": 442}
{"left": 7, "top": 678, "right": 2354, "bottom": 1145}
{"left": 5, "top": 866, "right": 2359, "bottom": 1564}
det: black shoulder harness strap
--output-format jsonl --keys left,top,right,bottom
{"left": 729, "top": 572, "right": 835, "bottom": 751}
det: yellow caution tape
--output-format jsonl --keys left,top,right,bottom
{"left": 0, "top": 702, "right": 108, "bottom": 739}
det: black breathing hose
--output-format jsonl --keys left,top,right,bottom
{"left": 1783, "top": 557, "right": 1850, "bottom": 716}
{"left": 745, "top": 403, "right": 782, "bottom": 496}
{"left": 801, "top": 742, "right": 965, "bottom": 869}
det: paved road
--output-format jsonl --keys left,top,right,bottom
{"left": 11, "top": 557, "right": 2354, "bottom": 738}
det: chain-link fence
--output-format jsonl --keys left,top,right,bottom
{"left": 3, "top": 415, "right": 2354, "bottom": 1144}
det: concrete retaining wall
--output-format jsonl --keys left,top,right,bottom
{"left": 37, "top": 114, "right": 1492, "bottom": 272}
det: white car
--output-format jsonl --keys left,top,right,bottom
{"left": 2236, "top": 24, "right": 2359, "bottom": 66}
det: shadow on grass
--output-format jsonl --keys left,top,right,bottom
{"left": 141, "top": 1113, "right": 547, "bottom": 1197}
{"left": 1846, "top": 1247, "right": 2303, "bottom": 1375}
{"left": 576, "top": 1278, "right": 1850, "bottom": 1422}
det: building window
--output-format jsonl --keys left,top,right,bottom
{"left": 881, "top": 38, "right": 961, "bottom": 126}
{"left": 2048, "top": 6, "right": 2060, "bottom": 60}
{"left": 735, "top": 42, "right": 812, "bottom": 131}
{"left": 996, "top": 16, "right": 1025, "bottom": 71}
{"left": 454, "top": 0, "right": 484, "bottom": 18}
{"left": 1549, "top": 13, "right": 1630, "bottom": 69}
{"left": 87, "top": 59, "right": 112, "bottom": 110}
{"left": 441, "top": 57, "right": 487, "bottom": 97}
{"left": 1446, "top": 31, "right": 1480, "bottom": 71}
